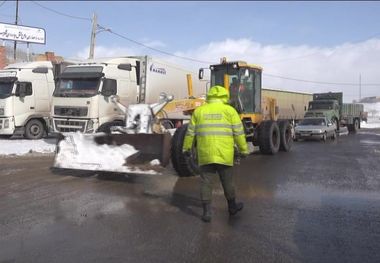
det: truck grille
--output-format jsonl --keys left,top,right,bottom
{"left": 54, "top": 119, "right": 86, "bottom": 132}
{"left": 54, "top": 106, "right": 88, "bottom": 117}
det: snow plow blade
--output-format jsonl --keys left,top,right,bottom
{"left": 54, "top": 132, "right": 172, "bottom": 174}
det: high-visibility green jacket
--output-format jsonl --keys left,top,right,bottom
{"left": 182, "top": 85, "right": 249, "bottom": 166}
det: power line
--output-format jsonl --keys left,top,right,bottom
{"left": 0, "top": 1, "right": 6, "bottom": 8}
{"left": 105, "top": 27, "right": 215, "bottom": 65}
{"left": 264, "top": 73, "right": 380, "bottom": 86}
{"left": 31, "top": 1, "right": 90, "bottom": 21}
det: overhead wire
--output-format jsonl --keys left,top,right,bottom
{"left": 31, "top": 1, "right": 91, "bottom": 21}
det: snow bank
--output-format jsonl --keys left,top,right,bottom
{"left": 361, "top": 121, "right": 380, "bottom": 129}
{"left": 54, "top": 132, "right": 159, "bottom": 174}
{"left": 0, "top": 138, "right": 56, "bottom": 156}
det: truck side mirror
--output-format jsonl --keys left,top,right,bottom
{"left": 198, "top": 68, "right": 204, "bottom": 80}
{"left": 117, "top": 64, "right": 132, "bottom": 71}
{"left": 32, "top": 67, "right": 49, "bottom": 74}
{"left": 101, "top": 79, "right": 117, "bottom": 97}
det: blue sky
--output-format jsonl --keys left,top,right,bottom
{"left": 1, "top": 1, "right": 380, "bottom": 101}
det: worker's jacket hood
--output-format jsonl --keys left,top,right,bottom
{"left": 206, "top": 85, "right": 229, "bottom": 104}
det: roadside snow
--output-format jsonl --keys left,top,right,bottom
{"left": 361, "top": 121, "right": 380, "bottom": 129}
{"left": 0, "top": 138, "right": 56, "bottom": 156}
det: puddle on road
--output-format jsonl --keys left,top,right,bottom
{"left": 276, "top": 183, "right": 380, "bottom": 209}
{"left": 360, "top": 140, "right": 380, "bottom": 145}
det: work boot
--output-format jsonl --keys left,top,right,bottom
{"left": 201, "top": 202, "right": 212, "bottom": 222}
{"left": 227, "top": 199, "right": 244, "bottom": 215}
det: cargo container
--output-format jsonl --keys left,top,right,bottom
{"left": 262, "top": 88, "right": 312, "bottom": 122}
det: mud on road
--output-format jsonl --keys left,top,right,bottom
{"left": 1, "top": 129, "right": 380, "bottom": 262}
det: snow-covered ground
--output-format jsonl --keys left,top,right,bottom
{"left": 0, "top": 137, "right": 56, "bottom": 156}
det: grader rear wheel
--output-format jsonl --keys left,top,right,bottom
{"left": 278, "top": 120, "right": 293, "bottom": 152}
{"left": 258, "top": 120, "right": 280, "bottom": 155}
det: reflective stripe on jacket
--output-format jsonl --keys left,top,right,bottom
{"left": 183, "top": 86, "right": 249, "bottom": 166}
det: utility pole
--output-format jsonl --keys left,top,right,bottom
{"left": 89, "top": 13, "right": 97, "bottom": 59}
{"left": 13, "top": 0, "right": 19, "bottom": 61}
{"left": 359, "top": 73, "right": 362, "bottom": 102}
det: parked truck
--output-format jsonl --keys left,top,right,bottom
{"left": 0, "top": 61, "right": 69, "bottom": 139}
{"left": 50, "top": 56, "right": 207, "bottom": 134}
{"left": 304, "top": 92, "right": 365, "bottom": 132}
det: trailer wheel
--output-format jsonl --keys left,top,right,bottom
{"left": 258, "top": 120, "right": 280, "bottom": 155}
{"left": 171, "top": 124, "right": 200, "bottom": 177}
{"left": 25, "top": 119, "right": 44, "bottom": 140}
{"left": 278, "top": 120, "right": 293, "bottom": 152}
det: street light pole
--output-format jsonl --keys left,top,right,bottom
{"left": 13, "top": 0, "right": 19, "bottom": 61}
{"left": 89, "top": 13, "right": 97, "bottom": 59}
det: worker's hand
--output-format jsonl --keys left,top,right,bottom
{"left": 183, "top": 151, "right": 191, "bottom": 158}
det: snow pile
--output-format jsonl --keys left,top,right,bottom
{"left": 361, "top": 121, "right": 380, "bottom": 129}
{"left": 0, "top": 138, "right": 56, "bottom": 156}
{"left": 54, "top": 132, "right": 158, "bottom": 174}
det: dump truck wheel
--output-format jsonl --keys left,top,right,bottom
{"left": 258, "top": 120, "right": 280, "bottom": 155}
{"left": 25, "top": 119, "right": 44, "bottom": 140}
{"left": 278, "top": 120, "right": 293, "bottom": 152}
{"left": 332, "top": 117, "right": 340, "bottom": 131}
{"left": 171, "top": 124, "right": 200, "bottom": 177}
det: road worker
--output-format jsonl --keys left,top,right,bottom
{"left": 182, "top": 85, "right": 249, "bottom": 222}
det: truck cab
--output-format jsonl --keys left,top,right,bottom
{"left": 0, "top": 61, "right": 55, "bottom": 139}
{"left": 51, "top": 57, "right": 139, "bottom": 133}
{"left": 304, "top": 92, "right": 342, "bottom": 129}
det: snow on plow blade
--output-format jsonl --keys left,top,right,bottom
{"left": 54, "top": 132, "right": 172, "bottom": 174}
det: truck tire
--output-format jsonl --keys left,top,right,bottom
{"left": 332, "top": 117, "right": 340, "bottom": 131}
{"left": 322, "top": 132, "right": 327, "bottom": 142}
{"left": 258, "top": 120, "right": 280, "bottom": 155}
{"left": 25, "top": 119, "right": 44, "bottom": 140}
{"left": 171, "top": 124, "right": 200, "bottom": 177}
{"left": 353, "top": 118, "right": 359, "bottom": 132}
{"left": 97, "top": 121, "right": 124, "bottom": 134}
{"left": 278, "top": 120, "right": 293, "bottom": 152}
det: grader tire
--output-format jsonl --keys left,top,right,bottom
{"left": 171, "top": 124, "right": 200, "bottom": 177}
{"left": 258, "top": 120, "right": 280, "bottom": 155}
{"left": 278, "top": 120, "right": 293, "bottom": 152}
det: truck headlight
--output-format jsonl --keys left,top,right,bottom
{"left": 87, "top": 120, "right": 94, "bottom": 132}
{"left": 4, "top": 119, "right": 9, "bottom": 128}
{"left": 0, "top": 108, "right": 4, "bottom": 115}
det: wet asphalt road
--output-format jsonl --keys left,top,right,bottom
{"left": 1, "top": 129, "right": 380, "bottom": 263}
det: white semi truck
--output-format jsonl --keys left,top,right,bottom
{"left": 0, "top": 61, "right": 58, "bottom": 139}
{"left": 50, "top": 56, "right": 207, "bottom": 133}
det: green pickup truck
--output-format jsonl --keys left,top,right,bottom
{"left": 304, "top": 92, "right": 365, "bottom": 132}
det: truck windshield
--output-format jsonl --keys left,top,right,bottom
{"left": 54, "top": 78, "right": 100, "bottom": 97}
{"left": 210, "top": 65, "right": 261, "bottom": 113}
{"left": 308, "top": 101, "right": 334, "bottom": 110}
{"left": 0, "top": 80, "right": 14, "bottom": 98}
{"left": 300, "top": 118, "right": 326, "bottom": 126}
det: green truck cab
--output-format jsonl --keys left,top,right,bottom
{"left": 304, "top": 92, "right": 364, "bottom": 133}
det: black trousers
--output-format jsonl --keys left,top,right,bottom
{"left": 200, "top": 164, "right": 235, "bottom": 202}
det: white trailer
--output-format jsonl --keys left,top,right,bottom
{"left": 50, "top": 56, "right": 207, "bottom": 133}
{"left": 0, "top": 61, "right": 56, "bottom": 139}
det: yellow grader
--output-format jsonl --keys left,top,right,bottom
{"left": 54, "top": 58, "right": 292, "bottom": 176}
